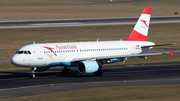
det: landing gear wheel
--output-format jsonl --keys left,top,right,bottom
{"left": 30, "top": 67, "right": 37, "bottom": 78}
{"left": 62, "top": 68, "right": 71, "bottom": 76}
{"left": 30, "top": 73, "right": 36, "bottom": 78}
{"left": 94, "top": 70, "right": 103, "bottom": 76}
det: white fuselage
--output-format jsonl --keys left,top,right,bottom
{"left": 11, "top": 40, "right": 155, "bottom": 68}
{"left": 10, "top": 7, "right": 155, "bottom": 78}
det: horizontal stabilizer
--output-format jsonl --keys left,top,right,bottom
{"left": 142, "top": 43, "right": 177, "bottom": 48}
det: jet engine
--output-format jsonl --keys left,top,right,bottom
{"left": 78, "top": 61, "right": 99, "bottom": 74}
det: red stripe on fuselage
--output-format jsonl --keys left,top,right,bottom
{"left": 126, "top": 30, "right": 147, "bottom": 41}
{"left": 142, "top": 7, "right": 152, "bottom": 14}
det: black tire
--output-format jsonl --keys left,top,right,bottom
{"left": 30, "top": 73, "right": 36, "bottom": 78}
{"left": 94, "top": 70, "right": 103, "bottom": 76}
{"left": 62, "top": 68, "right": 71, "bottom": 75}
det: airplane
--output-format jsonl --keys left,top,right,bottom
{"left": 11, "top": 7, "right": 174, "bottom": 78}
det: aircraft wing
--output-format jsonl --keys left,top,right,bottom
{"left": 72, "top": 50, "right": 174, "bottom": 62}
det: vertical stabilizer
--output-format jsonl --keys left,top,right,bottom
{"left": 126, "top": 7, "right": 152, "bottom": 41}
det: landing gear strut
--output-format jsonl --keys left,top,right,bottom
{"left": 94, "top": 65, "right": 103, "bottom": 76}
{"left": 62, "top": 67, "right": 71, "bottom": 76}
{"left": 30, "top": 67, "right": 37, "bottom": 78}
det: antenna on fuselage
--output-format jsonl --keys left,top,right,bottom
{"left": 97, "top": 39, "right": 99, "bottom": 42}
{"left": 33, "top": 41, "right": 36, "bottom": 44}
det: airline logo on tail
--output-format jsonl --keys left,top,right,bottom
{"left": 141, "top": 20, "right": 148, "bottom": 27}
{"left": 126, "top": 7, "right": 152, "bottom": 41}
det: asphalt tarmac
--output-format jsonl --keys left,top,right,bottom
{"left": 1, "top": 62, "right": 180, "bottom": 99}
{"left": 0, "top": 16, "right": 180, "bottom": 29}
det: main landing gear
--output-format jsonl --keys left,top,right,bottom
{"left": 94, "top": 70, "right": 103, "bottom": 76}
{"left": 29, "top": 65, "right": 103, "bottom": 78}
{"left": 62, "top": 67, "right": 71, "bottom": 76}
{"left": 93, "top": 65, "right": 103, "bottom": 76}
{"left": 30, "top": 67, "right": 37, "bottom": 78}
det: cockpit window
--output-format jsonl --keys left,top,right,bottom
{"left": 24, "top": 51, "right": 28, "bottom": 54}
{"left": 18, "top": 51, "right": 24, "bottom": 54}
{"left": 28, "top": 51, "right": 31, "bottom": 54}
{"left": 16, "top": 50, "right": 31, "bottom": 54}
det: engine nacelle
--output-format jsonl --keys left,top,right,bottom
{"left": 78, "top": 61, "right": 99, "bottom": 74}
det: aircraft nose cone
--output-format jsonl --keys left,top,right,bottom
{"left": 11, "top": 55, "right": 21, "bottom": 66}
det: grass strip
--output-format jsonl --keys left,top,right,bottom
{"left": 1, "top": 84, "right": 180, "bottom": 101}
{"left": 0, "top": 0, "right": 180, "bottom": 20}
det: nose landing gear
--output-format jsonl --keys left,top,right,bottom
{"left": 30, "top": 67, "right": 37, "bottom": 78}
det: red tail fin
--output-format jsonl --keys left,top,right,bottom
{"left": 126, "top": 7, "right": 152, "bottom": 41}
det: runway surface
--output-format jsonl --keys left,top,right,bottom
{"left": 1, "top": 62, "right": 180, "bottom": 99}
{"left": 0, "top": 16, "right": 180, "bottom": 29}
